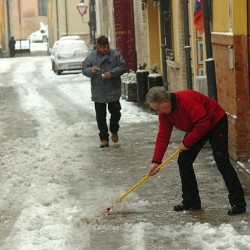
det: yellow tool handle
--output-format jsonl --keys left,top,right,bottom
{"left": 117, "top": 149, "right": 180, "bottom": 202}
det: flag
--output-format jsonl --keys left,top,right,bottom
{"left": 194, "top": 0, "right": 204, "bottom": 34}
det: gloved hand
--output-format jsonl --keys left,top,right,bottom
{"left": 148, "top": 163, "right": 160, "bottom": 176}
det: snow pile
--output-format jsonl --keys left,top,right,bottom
{"left": 0, "top": 57, "right": 249, "bottom": 249}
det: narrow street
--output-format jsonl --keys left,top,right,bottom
{"left": 0, "top": 56, "right": 249, "bottom": 250}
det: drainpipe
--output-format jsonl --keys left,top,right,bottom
{"left": 64, "top": 0, "right": 68, "bottom": 35}
{"left": 6, "top": 0, "right": 11, "bottom": 39}
{"left": 159, "top": 0, "right": 168, "bottom": 90}
{"left": 18, "top": 0, "right": 22, "bottom": 38}
{"left": 89, "top": 0, "right": 96, "bottom": 48}
{"left": 202, "top": 0, "right": 217, "bottom": 100}
{"left": 183, "top": 0, "right": 192, "bottom": 90}
{"left": 56, "top": 0, "right": 59, "bottom": 39}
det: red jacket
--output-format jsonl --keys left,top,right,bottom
{"left": 152, "top": 91, "right": 225, "bottom": 163}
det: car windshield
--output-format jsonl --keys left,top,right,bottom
{"left": 58, "top": 42, "right": 87, "bottom": 53}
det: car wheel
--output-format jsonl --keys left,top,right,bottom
{"left": 52, "top": 62, "right": 55, "bottom": 72}
{"left": 56, "top": 70, "right": 62, "bottom": 75}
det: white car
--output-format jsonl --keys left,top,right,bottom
{"left": 53, "top": 40, "right": 89, "bottom": 75}
{"left": 28, "top": 23, "right": 48, "bottom": 43}
{"left": 50, "top": 36, "right": 82, "bottom": 71}
{"left": 50, "top": 40, "right": 60, "bottom": 71}
{"left": 59, "top": 35, "right": 81, "bottom": 41}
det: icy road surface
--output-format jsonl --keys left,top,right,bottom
{"left": 0, "top": 56, "right": 249, "bottom": 250}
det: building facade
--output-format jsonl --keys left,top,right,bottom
{"left": 0, "top": 0, "right": 48, "bottom": 55}
{"left": 47, "top": 0, "right": 91, "bottom": 48}
{"left": 98, "top": 0, "right": 250, "bottom": 161}
{"left": 149, "top": 0, "right": 249, "bottom": 161}
{"left": 1, "top": 0, "right": 249, "bottom": 161}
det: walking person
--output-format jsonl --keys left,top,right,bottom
{"left": 147, "top": 86, "right": 247, "bottom": 215}
{"left": 9, "top": 36, "right": 16, "bottom": 57}
{"left": 82, "top": 36, "right": 126, "bottom": 147}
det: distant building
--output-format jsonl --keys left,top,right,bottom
{"left": 0, "top": 0, "right": 48, "bottom": 55}
{"left": 47, "top": 0, "right": 90, "bottom": 49}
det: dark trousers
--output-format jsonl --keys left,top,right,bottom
{"left": 94, "top": 101, "right": 121, "bottom": 141}
{"left": 178, "top": 115, "right": 246, "bottom": 207}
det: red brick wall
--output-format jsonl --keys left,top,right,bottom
{"left": 212, "top": 33, "right": 249, "bottom": 160}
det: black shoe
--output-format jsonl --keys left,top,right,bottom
{"left": 174, "top": 204, "right": 201, "bottom": 212}
{"left": 227, "top": 205, "right": 246, "bottom": 215}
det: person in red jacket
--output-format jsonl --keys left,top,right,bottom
{"left": 147, "top": 86, "right": 246, "bottom": 215}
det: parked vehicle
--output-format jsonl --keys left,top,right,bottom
{"left": 28, "top": 22, "right": 48, "bottom": 43}
{"left": 59, "top": 35, "right": 81, "bottom": 41}
{"left": 53, "top": 40, "right": 89, "bottom": 75}
{"left": 50, "top": 41, "right": 60, "bottom": 71}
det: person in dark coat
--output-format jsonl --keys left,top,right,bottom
{"left": 9, "top": 36, "right": 16, "bottom": 57}
{"left": 147, "top": 86, "right": 246, "bottom": 215}
{"left": 82, "top": 36, "right": 126, "bottom": 147}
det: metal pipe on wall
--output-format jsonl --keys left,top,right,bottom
{"left": 89, "top": 0, "right": 96, "bottom": 48}
{"left": 56, "top": 0, "right": 59, "bottom": 39}
{"left": 183, "top": 0, "right": 192, "bottom": 90}
{"left": 64, "top": 0, "right": 68, "bottom": 35}
{"left": 159, "top": 0, "right": 169, "bottom": 90}
{"left": 6, "top": 0, "right": 11, "bottom": 39}
{"left": 202, "top": 0, "right": 217, "bottom": 100}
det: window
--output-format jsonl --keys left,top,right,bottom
{"left": 38, "top": 0, "right": 47, "bottom": 16}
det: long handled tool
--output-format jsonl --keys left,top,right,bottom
{"left": 104, "top": 149, "right": 179, "bottom": 214}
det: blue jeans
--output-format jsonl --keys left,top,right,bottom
{"left": 94, "top": 101, "right": 121, "bottom": 141}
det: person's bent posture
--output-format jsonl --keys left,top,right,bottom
{"left": 147, "top": 86, "right": 246, "bottom": 215}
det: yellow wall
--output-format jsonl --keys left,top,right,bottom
{"left": 147, "top": 3, "right": 161, "bottom": 73}
{"left": 232, "top": 0, "right": 247, "bottom": 35}
{"left": 212, "top": 0, "right": 229, "bottom": 32}
{"left": 0, "top": 0, "right": 7, "bottom": 52}
{"left": 212, "top": 0, "right": 247, "bottom": 34}
{"left": 47, "top": 0, "right": 90, "bottom": 47}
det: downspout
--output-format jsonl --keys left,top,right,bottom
{"left": 18, "top": 0, "right": 22, "bottom": 38}
{"left": 89, "top": 0, "right": 96, "bottom": 48}
{"left": 183, "top": 0, "right": 192, "bottom": 89}
{"left": 64, "top": 0, "right": 68, "bottom": 35}
{"left": 6, "top": 0, "right": 11, "bottom": 39}
{"left": 159, "top": 0, "right": 168, "bottom": 90}
{"left": 202, "top": 0, "right": 217, "bottom": 100}
{"left": 56, "top": 0, "right": 59, "bottom": 39}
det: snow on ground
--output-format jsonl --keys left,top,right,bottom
{"left": 0, "top": 56, "right": 249, "bottom": 249}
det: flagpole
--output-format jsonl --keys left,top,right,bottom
{"left": 202, "top": 0, "right": 217, "bottom": 100}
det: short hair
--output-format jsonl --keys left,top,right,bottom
{"left": 96, "top": 36, "right": 109, "bottom": 46}
{"left": 146, "top": 86, "right": 171, "bottom": 103}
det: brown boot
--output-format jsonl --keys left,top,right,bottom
{"left": 111, "top": 133, "right": 119, "bottom": 143}
{"left": 100, "top": 140, "right": 109, "bottom": 147}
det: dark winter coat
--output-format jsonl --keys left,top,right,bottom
{"left": 82, "top": 48, "right": 126, "bottom": 103}
{"left": 152, "top": 91, "right": 226, "bottom": 163}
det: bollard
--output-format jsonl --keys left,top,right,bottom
{"left": 136, "top": 70, "right": 149, "bottom": 103}
{"left": 148, "top": 73, "right": 163, "bottom": 90}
